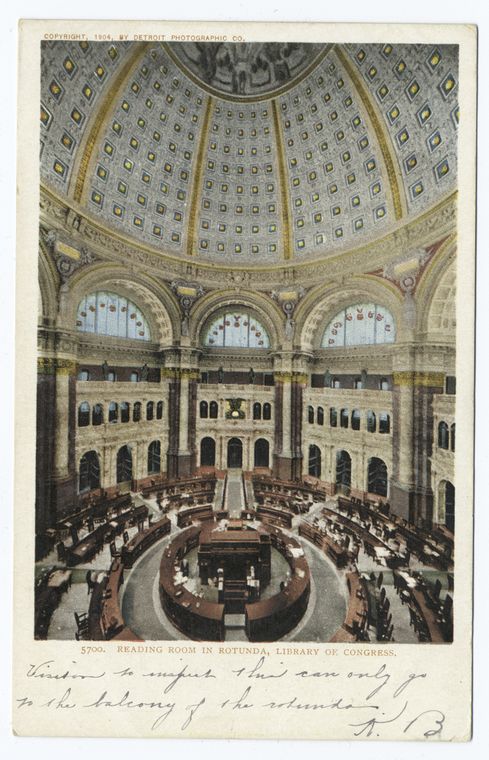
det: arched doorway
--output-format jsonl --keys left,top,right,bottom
{"left": 439, "top": 480, "right": 455, "bottom": 532}
{"left": 117, "top": 445, "right": 133, "bottom": 483}
{"left": 227, "top": 437, "right": 243, "bottom": 468}
{"left": 147, "top": 440, "right": 161, "bottom": 474}
{"left": 335, "top": 450, "right": 351, "bottom": 495}
{"left": 200, "top": 437, "right": 216, "bottom": 467}
{"left": 254, "top": 438, "right": 269, "bottom": 468}
{"left": 308, "top": 444, "right": 321, "bottom": 477}
{"left": 368, "top": 457, "right": 388, "bottom": 497}
{"left": 79, "top": 450, "right": 100, "bottom": 492}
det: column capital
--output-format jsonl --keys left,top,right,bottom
{"left": 274, "top": 371, "right": 292, "bottom": 384}
{"left": 37, "top": 357, "right": 77, "bottom": 376}
{"left": 392, "top": 371, "right": 445, "bottom": 388}
{"left": 162, "top": 367, "right": 200, "bottom": 381}
{"left": 274, "top": 370, "right": 308, "bottom": 384}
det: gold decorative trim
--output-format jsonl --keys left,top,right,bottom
{"left": 393, "top": 371, "right": 445, "bottom": 388}
{"left": 40, "top": 182, "right": 457, "bottom": 278}
{"left": 274, "top": 371, "right": 292, "bottom": 383}
{"left": 162, "top": 367, "right": 200, "bottom": 380}
{"left": 335, "top": 46, "right": 404, "bottom": 221}
{"left": 274, "top": 371, "right": 308, "bottom": 384}
{"left": 186, "top": 96, "right": 214, "bottom": 256}
{"left": 272, "top": 99, "right": 293, "bottom": 261}
{"left": 37, "top": 358, "right": 77, "bottom": 376}
{"left": 292, "top": 371, "right": 308, "bottom": 384}
{"left": 163, "top": 43, "right": 332, "bottom": 104}
{"left": 37, "top": 357, "right": 57, "bottom": 375}
{"left": 181, "top": 368, "right": 201, "bottom": 381}
{"left": 71, "top": 43, "right": 149, "bottom": 204}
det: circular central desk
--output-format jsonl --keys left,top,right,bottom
{"left": 159, "top": 520, "right": 310, "bottom": 642}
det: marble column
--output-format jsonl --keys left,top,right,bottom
{"left": 390, "top": 370, "right": 444, "bottom": 526}
{"left": 52, "top": 358, "right": 78, "bottom": 521}
{"left": 272, "top": 370, "right": 305, "bottom": 482}
{"left": 272, "top": 373, "right": 293, "bottom": 480}
{"left": 36, "top": 357, "right": 57, "bottom": 555}
{"left": 166, "top": 366, "right": 198, "bottom": 479}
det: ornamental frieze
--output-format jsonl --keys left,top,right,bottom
{"left": 39, "top": 184, "right": 457, "bottom": 291}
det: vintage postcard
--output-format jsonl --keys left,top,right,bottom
{"left": 13, "top": 19, "right": 476, "bottom": 740}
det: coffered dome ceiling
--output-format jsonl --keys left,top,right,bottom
{"left": 40, "top": 40, "right": 458, "bottom": 267}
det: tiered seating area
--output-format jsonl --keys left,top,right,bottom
{"left": 141, "top": 475, "right": 217, "bottom": 509}
{"left": 85, "top": 521, "right": 189, "bottom": 642}
{"left": 37, "top": 476, "right": 455, "bottom": 645}
{"left": 393, "top": 569, "right": 453, "bottom": 642}
{"left": 250, "top": 475, "right": 326, "bottom": 529}
{"left": 37, "top": 476, "right": 222, "bottom": 640}
{"left": 335, "top": 496, "right": 454, "bottom": 571}
{"left": 252, "top": 475, "right": 326, "bottom": 514}
{"left": 298, "top": 493, "right": 454, "bottom": 643}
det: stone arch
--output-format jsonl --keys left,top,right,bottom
{"left": 437, "top": 479, "right": 455, "bottom": 532}
{"left": 335, "top": 449, "right": 352, "bottom": 495}
{"left": 38, "top": 243, "right": 59, "bottom": 325}
{"left": 190, "top": 289, "right": 284, "bottom": 350}
{"left": 294, "top": 277, "right": 403, "bottom": 352}
{"left": 254, "top": 437, "right": 270, "bottom": 468}
{"left": 78, "top": 448, "right": 102, "bottom": 493}
{"left": 416, "top": 245, "right": 456, "bottom": 340}
{"left": 200, "top": 436, "right": 216, "bottom": 467}
{"left": 57, "top": 264, "right": 180, "bottom": 346}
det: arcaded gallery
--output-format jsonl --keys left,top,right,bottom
{"left": 36, "top": 40, "right": 457, "bottom": 644}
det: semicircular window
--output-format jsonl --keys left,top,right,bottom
{"left": 204, "top": 311, "right": 270, "bottom": 348}
{"left": 321, "top": 303, "right": 395, "bottom": 348}
{"left": 76, "top": 291, "right": 151, "bottom": 341}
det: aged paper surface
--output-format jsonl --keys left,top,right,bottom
{"left": 13, "top": 18, "right": 476, "bottom": 741}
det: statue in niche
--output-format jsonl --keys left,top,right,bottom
{"left": 181, "top": 313, "right": 190, "bottom": 337}
{"left": 218, "top": 366, "right": 224, "bottom": 384}
{"left": 248, "top": 367, "right": 255, "bottom": 385}
{"left": 140, "top": 363, "right": 149, "bottom": 381}
{"left": 285, "top": 316, "right": 295, "bottom": 340}
{"left": 101, "top": 360, "right": 109, "bottom": 380}
{"left": 323, "top": 370, "right": 331, "bottom": 388}
{"left": 361, "top": 369, "right": 368, "bottom": 387}
{"left": 180, "top": 295, "right": 193, "bottom": 337}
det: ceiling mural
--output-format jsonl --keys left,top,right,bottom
{"left": 167, "top": 42, "right": 327, "bottom": 98}
{"left": 40, "top": 41, "right": 458, "bottom": 268}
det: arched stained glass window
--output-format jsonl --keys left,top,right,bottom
{"left": 321, "top": 303, "right": 395, "bottom": 347}
{"left": 204, "top": 311, "right": 270, "bottom": 348}
{"left": 76, "top": 291, "right": 151, "bottom": 341}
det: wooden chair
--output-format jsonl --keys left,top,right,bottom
{"left": 74, "top": 611, "right": 89, "bottom": 635}
{"left": 85, "top": 570, "right": 96, "bottom": 595}
{"left": 109, "top": 541, "right": 119, "bottom": 558}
